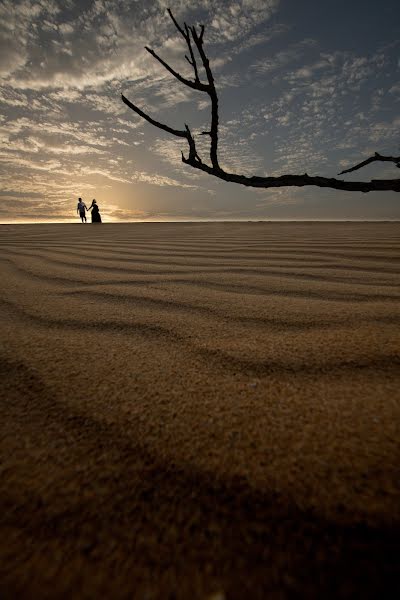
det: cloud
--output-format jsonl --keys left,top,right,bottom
{"left": 0, "top": 0, "right": 399, "bottom": 223}
{"left": 389, "top": 82, "right": 400, "bottom": 100}
{"left": 250, "top": 38, "right": 317, "bottom": 76}
{"left": 0, "top": 0, "right": 62, "bottom": 78}
{"left": 234, "top": 23, "right": 289, "bottom": 54}
{"left": 4, "top": 0, "right": 282, "bottom": 90}
{"left": 207, "top": 0, "right": 280, "bottom": 43}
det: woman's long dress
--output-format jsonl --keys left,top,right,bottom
{"left": 91, "top": 204, "right": 102, "bottom": 223}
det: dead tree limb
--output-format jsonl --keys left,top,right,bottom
{"left": 338, "top": 152, "right": 400, "bottom": 175}
{"left": 121, "top": 10, "right": 400, "bottom": 193}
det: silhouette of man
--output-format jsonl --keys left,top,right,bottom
{"left": 77, "top": 198, "right": 88, "bottom": 223}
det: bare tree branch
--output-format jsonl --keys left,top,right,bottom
{"left": 144, "top": 46, "right": 208, "bottom": 92}
{"left": 181, "top": 158, "right": 400, "bottom": 192}
{"left": 167, "top": 7, "right": 186, "bottom": 38}
{"left": 190, "top": 24, "right": 220, "bottom": 171}
{"left": 338, "top": 152, "right": 400, "bottom": 175}
{"left": 166, "top": 9, "right": 201, "bottom": 84}
{"left": 121, "top": 94, "right": 188, "bottom": 139}
{"left": 121, "top": 10, "right": 400, "bottom": 194}
{"left": 184, "top": 24, "right": 200, "bottom": 83}
{"left": 198, "top": 24, "right": 205, "bottom": 44}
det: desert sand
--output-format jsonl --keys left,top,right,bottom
{"left": 0, "top": 221, "right": 399, "bottom": 599}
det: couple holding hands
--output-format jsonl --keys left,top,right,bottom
{"left": 77, "top": 198, "right": 102, "bottom": 223}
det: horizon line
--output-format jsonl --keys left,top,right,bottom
{"left": 1, "top": 219, "right": 400, "bottom": 225}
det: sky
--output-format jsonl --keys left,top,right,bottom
{"left": 0, "top": 0, "right": 399, "bottom": 223}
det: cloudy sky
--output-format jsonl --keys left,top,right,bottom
{"left": 0, "top": 0, "right": 399, "bottom": 222}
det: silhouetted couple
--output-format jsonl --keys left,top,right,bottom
{"left": 77, "top": 198, "right": 102, "bottom": 223}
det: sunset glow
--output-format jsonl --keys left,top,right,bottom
{"left": 1, "top": 0, "right": 399, "bottom": 222}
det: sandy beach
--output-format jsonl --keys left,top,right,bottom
{"left": 0, "top": 221, "right": 399, "bottom": 599}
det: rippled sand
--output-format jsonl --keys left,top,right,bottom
{"left": 1, "top": 222, "right": 399, "bottom": 598}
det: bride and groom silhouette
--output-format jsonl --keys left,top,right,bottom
{"left": 77, "top": 198, "right": 102, "bottom": 223}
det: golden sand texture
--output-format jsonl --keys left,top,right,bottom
{"left": 0, "top": 221, "right": 399, "bottom": 599}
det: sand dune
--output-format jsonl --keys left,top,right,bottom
{"left": 1, "top": 222, "right": 399, "bottom": 599}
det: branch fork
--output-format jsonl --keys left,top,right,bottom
{"left": 121, "top": 9, "right": 400, "bottom": 194}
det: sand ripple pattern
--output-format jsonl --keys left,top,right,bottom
{"left": 1, "top": 222, "right": 399, "bottom": 599}
{"left": 1, "top": 223, "right": 399, "bottom": 370}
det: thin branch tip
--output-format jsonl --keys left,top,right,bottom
{"left": 338, "top": 152, "right": 400, "bottom": 176}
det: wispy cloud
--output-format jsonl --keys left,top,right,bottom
{"left": 0, "top": 0, "right": 399, "bottom": 222}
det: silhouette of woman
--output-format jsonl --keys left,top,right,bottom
{"left": 88, "top": 199, "right": 102, "bottom": 223}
